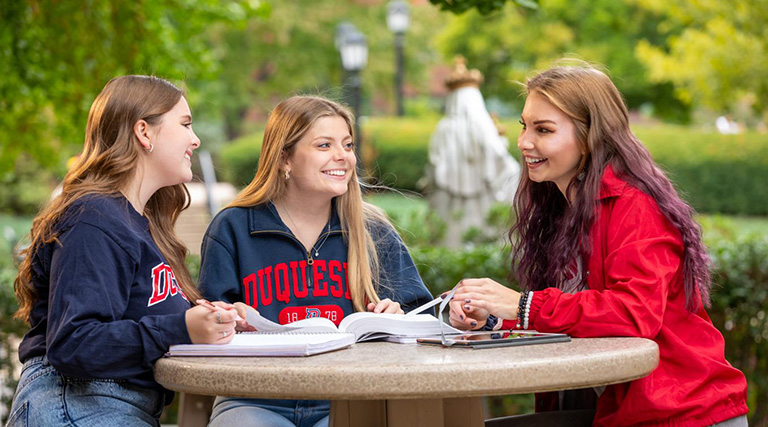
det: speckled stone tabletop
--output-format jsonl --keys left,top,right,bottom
{"left": 155, "top": 337, "right": 658, "bottom": 400}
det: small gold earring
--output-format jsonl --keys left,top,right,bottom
{"left": 145, "top": 144, "right": 154, "bottom": 153}
{"left": 284, "top": 169, "right": 290, "bottom": 180}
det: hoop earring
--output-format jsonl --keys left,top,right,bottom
{"left": 284, "top": 169, "right": 290, "bottom": 180}
{"left": 144, "top": 144, "right": 154, "bottom": 153}
{"left": 577, "top": 170, "right": 586, "bottom": 181}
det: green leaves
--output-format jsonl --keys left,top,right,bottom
{"left": 432, "top": 0, "right": 686, "bottom": 119}
{"left": 428, "top": 0, "right": 539, "bottom": 15}
{"left": 634, "top": 0, "right": 768, "bottom": 115}
{"left": 0, "top": 0, "right": 269, "bottom": 172}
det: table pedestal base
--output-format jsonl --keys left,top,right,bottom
{"left": 330, "top": 397, "right": 484, "bottom": 427}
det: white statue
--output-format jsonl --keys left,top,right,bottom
{"left": 425, "top": 57, "right": 521, "bottom": 248}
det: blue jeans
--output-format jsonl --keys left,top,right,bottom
{"left": 6, "top": 356, "right": 163, "bottom": 427}
{"left": 209, "top": 396, "right": 329, "bottom": 427}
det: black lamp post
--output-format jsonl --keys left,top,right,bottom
{"left": 387, "top": 0, "right": 410, "bottom": 117}
{"left": 338, "top": 27, "right": 368, "bottom": 159}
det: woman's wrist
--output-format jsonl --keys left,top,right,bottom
{"left": 516, "top": 291, "right": 534, "bottom": 330}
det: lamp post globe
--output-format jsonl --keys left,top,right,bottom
{"left": 387, "top": 0, "right": 410, "bottom": 116}
{"left": 338, "top": 29, "right": 368, "bottom": 160}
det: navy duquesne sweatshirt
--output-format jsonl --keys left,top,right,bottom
{"left": 18, "top": 194, "right": 192, "bottom": 402}
{"left": 199, "top": 202, "right": 433, "bottom": 325}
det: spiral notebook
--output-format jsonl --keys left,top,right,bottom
{"left": 166, "top": 331, "right": 356, "bottom": 357}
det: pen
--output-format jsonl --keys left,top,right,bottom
{"left": 404, "top": 295, "right": 446, "bottom": 317}
{"left": 196, "top": 299, "right": 244, "bottom": 322}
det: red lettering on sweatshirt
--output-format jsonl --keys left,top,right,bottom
{"left": 147, "top": 262, "right": 187, "bottom": 306}
{"left": 343, "top": 262, "right": 351, "bottom": 299}
{"left": 259, "top": 266, "right": 273, "bottom": 306}
{"left": 241, "top": 260, "right": 351, "bottom": 309}
{"left": 328, "top": 260, "right": 344, "bottom": 298}
{"left": 290, "top": 261, "right": 309, "bottom": 298}
{"left": 243, "top": 273, "right": 257, "bottom": 308}
{"left": 312, "top": 260, "right": 328, "bottom": 297}
{"left": 274, "top": 262, "right": 291, "bottom": 304}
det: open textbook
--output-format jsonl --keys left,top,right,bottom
{"left": 242, "top": 304, "right": 461, "bottom": 342}
{"left": 166, "top": 303, "right": 462, "bottom": 357}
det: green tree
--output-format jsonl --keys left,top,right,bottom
{"left": 434, "top": 0, "right": 689, "bottom": 121}
{"left": 192, "top": 0, "right": 449, "bottom": 141}
{"left": 0, "top": 0, "right": 268, "bottom": 173}
{"left": 429, "top": 0, "right": 539, "bottom": 15}
{"left": 633, "top": 0, "right": 768, "bottom": 117}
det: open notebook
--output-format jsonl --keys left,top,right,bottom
{"left": 167, "top": 331, "right": 355, "bottom": 357}
{"left": 242, "top": 304, "right": 460, "bottom": 342}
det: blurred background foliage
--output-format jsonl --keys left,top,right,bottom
{"left": 2, "top": 0, "right": 768, "bottom": 424}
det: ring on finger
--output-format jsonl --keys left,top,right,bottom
{"left": 216, "top": 311, "right": 222, "bottom": 324}
{"left": 220, "top": 330, "right": 229, "bottom": 338}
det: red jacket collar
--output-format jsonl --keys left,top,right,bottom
{"left": 598, "top": 165, "right": 629, "bottom": 200}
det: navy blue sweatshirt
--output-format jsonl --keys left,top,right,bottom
{"left": 18, "top": 194, "right": 192, "bottom": 402}
{"left": 199, "top": 202, "right": 432, "bottom": 325}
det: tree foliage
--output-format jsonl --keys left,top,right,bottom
{"left": 633, "top": 0, "right": 768, "bottom": 116}
{"left": 0, "top": 0, "right": 268, "bottom": 173}
{"left": 434, "top": 0, "right": 690, "bottom": 121}
{"left": 192, "top": 0, "right": 448, "bottom": 141}
{"left": 428, "top": 0, "right": 539, "bottom": 15}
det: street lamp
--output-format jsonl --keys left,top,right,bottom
{"left": 338, "top": 28, "right": 368, "bottom": 159}
{"left": 387, "top": 0, "right": 410, "bottom": 116}
{"left": 335, "top": 22, "right": 356, "bottom": 51}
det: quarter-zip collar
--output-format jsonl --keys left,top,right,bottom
{"left": 247, "top": 199, "right": 343, "bottom": 236}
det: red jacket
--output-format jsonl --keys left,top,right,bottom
{"left": 505, "top": 166, "right": 748, "bottom": 426}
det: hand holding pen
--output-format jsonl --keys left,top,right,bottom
{"left": 185, "top": 299, "right": 239, "bottom": 344}
{"left": 196, "top": 299, "right": 256, "bottom": 333}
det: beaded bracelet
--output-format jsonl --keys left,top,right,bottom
{"left": 523, "top": 291, "right": 533, "bottom": 330}
{"left": 516, "top": 291, "right": 529, "bottom": 329}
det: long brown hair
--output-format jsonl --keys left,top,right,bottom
{"left": 227, "top": 95, "right": 390, "bottom": 311}
{"left": 510, "top": 61, "right": 712, "bottom": 311}
{"left": 14, "top": 75, "right": 200, "bottom": 322}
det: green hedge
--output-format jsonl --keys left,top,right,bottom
{"left": 635, "top": 127, "right": 768, "bottom": 215}
{"left": 366, "top": 118, "right": 768, "bottom": 215}
{"left": 218, "top": 119, "right": 768, "bottom": 215}
{"left": 217, "top": 130, "right": 265, "bottom": 188}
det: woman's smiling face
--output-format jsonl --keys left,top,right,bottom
{"left": 517, "top": 90, "right": 583, "bottom": 196}
{"left": 283, "top": 115, "right": 356, "bottom": 203}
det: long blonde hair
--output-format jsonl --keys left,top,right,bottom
{"left": 14, "top": 75, "right": 200, "bottom": 322}
{"left": 227, "top": 95, "right": 389, "bottom": 311}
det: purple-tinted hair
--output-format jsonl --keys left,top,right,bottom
{"left": 509, "top": 63, "right": 711, "bottom": 311}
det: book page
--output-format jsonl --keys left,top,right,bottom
{"left": 243, "top": 305, "right": 339, "bottom": 333}
{"left": 338, "top": 312, "right": 460, "bottom": 341}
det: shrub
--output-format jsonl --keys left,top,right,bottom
{"left": 217, "top": 130, "right": 264, "bottom": 187}
{"left": 708, "top": 236, "right": 768, "bottom": 424}
{"left": 363, "top": 119, "right": 768, "bottom": 215}
{"left": 0, "top": 156, "right": 58, "bottom": 215}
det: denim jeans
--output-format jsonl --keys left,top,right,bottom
{"left": 209, "top": 396, "right": 329, "bottom": 427}
{"left": 6, "top": 356, "right": 163, "bottom": 427}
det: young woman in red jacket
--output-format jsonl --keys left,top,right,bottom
{"left": 449, "top": 62, "right": 749, "bottom": 427}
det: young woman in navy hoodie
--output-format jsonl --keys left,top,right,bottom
{"left": 9, "top": 75, "right": 241, "bottom": 426}
{"left": 199, "top": 95, "right": 433, "bottom": 427}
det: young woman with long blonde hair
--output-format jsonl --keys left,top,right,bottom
{"left": 9, "top": 75, "right": 240, "bottom": 426}
{"left": 199, "top": 95, "right": 432, "bottom": 427}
